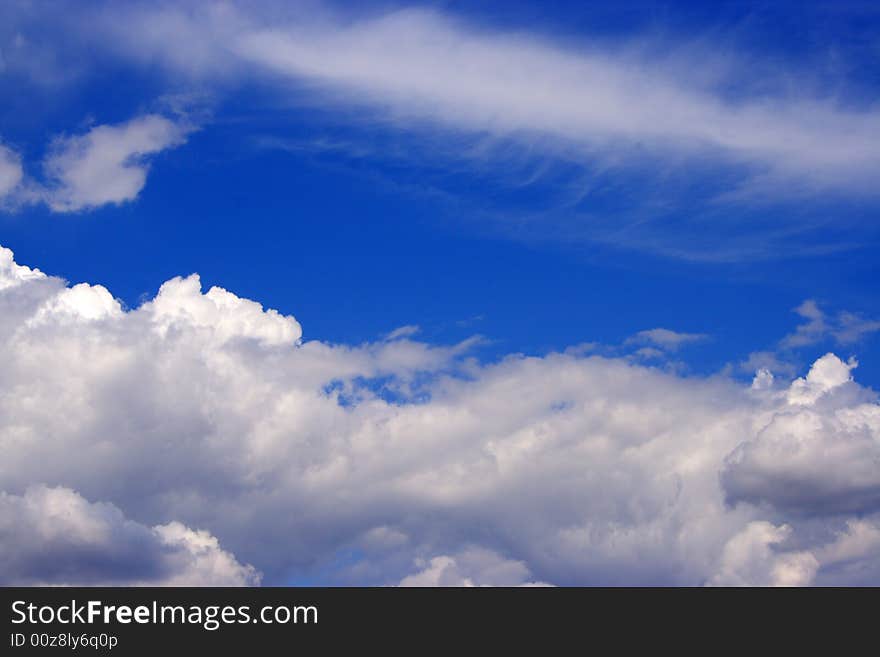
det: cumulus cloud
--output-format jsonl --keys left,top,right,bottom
{"left": 399, "top": 548, "right": 550, "bottom": 587}
{"left": 0, "top": 245, "right": 45, "bottom": 290}
{"left": 41, "top": 114, "right": 192, "bottom": 212}
{"left": 0, "top": 486, "right": 259, "bottom": 586}
{"left": 741, "top": 300, "right": 880, "bottom": 381}
{"left": 723, "top": 355, "right": 880, "bottom": 516}
{"left": 1, "top": 245, "right": 880, "bottom": 586}
{"left": 708, "top": 522, "right": 818, "bottom": 587}
{"left": 28, "top": 283, "right": 122, "bottom": 325}
{"left": 785, "top": 353, "right": 858, "bottom": 406}
{"left": 814, "top": 519, "right": 880, "bottom": 585}
{"left": 147, "top": 274, "right": 302, "bottom": 346}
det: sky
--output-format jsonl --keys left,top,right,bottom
{"left": 1, "top": 0, "right": 880, "bottom": 586}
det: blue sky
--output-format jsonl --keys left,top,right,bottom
{"left": 2, "top": 0, "right": 879, "bottom": 385}
{"left": 2, "top": 1, "right": 880, "bottom": 586}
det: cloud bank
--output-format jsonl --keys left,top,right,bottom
{"left": 1, "top": 244, "right": 879, "bottom": 586}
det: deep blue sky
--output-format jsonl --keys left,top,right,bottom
{"left": 2, "top": 0, "right": 879, "bottom": 385}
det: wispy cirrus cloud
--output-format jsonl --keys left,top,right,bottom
{"left": 68, "top": 2, "right": 880, "bottom": 197}
{"left": 4, "top": 2, "right": 880, "bottom": 258}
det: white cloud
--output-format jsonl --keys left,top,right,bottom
{"left": 147, "top": 274, "right": 302, "bottom": 346}
{"left": 625, "top": 328, "right": 707, "bottom": 351}
{"left": 723, "top": 354, "right": 880, "bottom": 516}
{"left": 751, "top": 368, "right": 775, "bottom": 391}
{"left": 780, "top": 299, "right": 880, "bottom": 349}
{"left": 0, "top": 486, "right": 259, "bottom": 586}
{"left": 708, "top": 522, "right": 818, "bottom": 587}
{"left": 6, "top": 2, "right": 880, "bottom": 261}
{"left": 835, "top": 312, "right": 880, "bottom": 345}
{"left": 76, "top": 3, "right": 880, "bottom": 197}
{"left": 813, "top": 519, "right": 880, "bottom": 585}
{"left": 0, "top": 143, "right": 23, "bottom": 199}
{"left": 740, "top": 350, "right": 798, "bottom": 379}
{"left": 742, "top": 301, "right": 880, "bottom": 383}
{"left": 385, "top": 324, "right": 420, "bottom": 341}
{"left": 42, "top": 114, "right": 192, "bottom": 212}
{"left": 785, "top": 353, "right": 858, "bottom": 406}
{"left": 0, "top": 245, "right": 45, "bottom": 290}
{"left": 28, "top": 282, "right": 122, "bottom": 325}
{"left": 399, "top": 548, "right": 550, "bottom": 587}
{"left": 780, "top": 300, "right": 829, "bottom": 349}
{"left": 1, "top": 245, "right": 880, "bottom": 585}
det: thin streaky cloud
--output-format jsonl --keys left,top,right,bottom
{"left": 625, "top": 327, "right": 708, "bottom": 351}
{"left": 78, "top": 3, "right": 880, "bottom": 195}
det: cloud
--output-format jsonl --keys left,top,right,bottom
{"left": 785, "top": 353, "right": 858, "bottom": 406}
{"left": 5, "top": 3, "right": 880, "bottom": 259}
{"left": 835, "top": 312, "right": 880, "bottom": 346}
{"left": 0, "top": 143, "right": 23, "bottom": 199}
{"left": 814, "top": 519, "right": 880, "bottom": 585}
{"left": 708, "top": 522, "right": 818, "bottom": 587}
{"left": 739, "top": 351, "right": 798, "bottom": 379}
{"left": 625, "top": 328, "right": 708, "bottom": 352}
{"left": 1, "top": 245, "right": 880, "bottom": 585}
{"left": 399, "top": 548, "right": 550, "bottom": 587}
{"left": 385, "top": 325, "right": 420, "bottom": 341}
{"left": 41, "top": 114, "right": 192, "bottom": 212}
{"left": 722, "top": 355, "right": 880, "bottom": 516}
{"left": 28, "top": 283, "right": 122, "bottom": 325}
{"left": 781, "top": 299, "right": 880, "bottom": 349}
{"left": 69, "top": 3, "right": 880, "bottom": 198}
{"left": 0, "top": 485, "right": 259, "bottom": 586}
{"left": 147, "top": 274, "right": 302, "bottom": 346}
{"left": 780, "top": 300, "right": 829, "bottom": 349}
{"left": 0, "top": 245, "right": 45, "bottom": 290}
{"left": 741, "top": 301, "right": 880, "bottom": 381}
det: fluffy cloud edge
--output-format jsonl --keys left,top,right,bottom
{"left": 1, "top": 244, "right": 880, "bottom": 586}
{"left": 0, "top": 113, "right": 194, "bottom": 214}
{"left": 0, "top": 485, "right": 260, "bottom": 586}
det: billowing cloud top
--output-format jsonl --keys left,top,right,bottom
{"left": 0, "top": 245, "right": 45, "bottom": 290}
{"left": 0, "top": 486, "right": 259, "bottom": 586}
{"left": 1, "top": 245, "right": 879, "bottom": 586}
{"left": 147, "top": 274, "right": 303, "bottom": 346}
